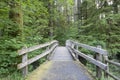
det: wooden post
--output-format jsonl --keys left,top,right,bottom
{"left": 104, "top": 55, "right": 109, "bottom": 79}
{"left": 95, "top": 45, "right": 102, "bottom": 79}
{"left": 75, "top": 45, "right": 78, "bottom": 50}
{"left": 66, "top": 40, "right": 69, "bottom": 47}
{"left": 21, "top": 46, "right": 28, "bottom": 76}
{"left": 75, "top": 45, "right": 79, "bottom": 59}
{"left": 46, "top": 46, "right": 50, "bottom": 60}
{"left": 22, "top": 53, "right": 28, "bottom": 76}
{"left": 72, "top": 43, "right": 74, "bottom": 49}
{"left": 46, "top": 46, "right": 50, "bottom": 51}
{"left": 70, "top": 41, "right": 72, "bottom": 47}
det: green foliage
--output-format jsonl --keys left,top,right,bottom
{"left": 0, "top": 0, "right": 119, "bottom": 79}
{"left": 0, "top": 0, "right": 50, "bottom": 77}
{"left": 0, "top": 38, "right": 22, "bottom": 75}
{"left": 76, "top": 0, "right": 120, "bottom": 58}
{"left": 75, "top": 1, "right": 120, "bottom": 79}
{"left": 0, "top": 71, "right": 24, "bottom": 80}
{"left": 0, "top": 0, "right": 75, "bottom": 77}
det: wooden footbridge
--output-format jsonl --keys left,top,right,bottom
{"left": 17, "top": 40, "right": 120, "bottom": 80}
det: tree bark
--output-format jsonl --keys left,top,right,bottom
{"left": 9, "top": 1, "right": 23, "bottom": 40}
{"left": 48, "top": 1, "right": 54, "bottom": 38}
{"left": 77, "top": 0, "right": 82, "bottom": 33}
{"left": 113, "top": 0, "right": 118, "bottom": 14}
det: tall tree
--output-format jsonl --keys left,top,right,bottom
{"left": 113, "top": 0, "right": 119, "bottom": 13}
{"left": 8, "top": 0, "right": 23, "bottom": 40}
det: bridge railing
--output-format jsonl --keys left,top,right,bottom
{"left": 66, "top": 40, "right": 120, "bottom": 80}
{"left": 17, "top": 40, "right": 58, "bottom": 76}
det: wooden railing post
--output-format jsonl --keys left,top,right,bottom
{"left": 72, "top": 43, "right": 74, "bottom": 49}
{"left": 22, "top": 47, "right": 28, "bottom": 76}
{"left": 46, "top": 46, "right": 50, "bottom": 51}
{"left": 75, "top": 45, "right": 79, "bottom": 59}
{"left": 95, "top": 45, "right": 102, "bottom": 79}
{"left": 104, "top": 55, "right": 109, "bottom": 79}
{"left": 75, "top": 45, "right": 78, "bottom": 50}
{"left": 66, "top": 40, "right": 70, "bottom": 47}
{"left": 46, "top": 45, "right": 50, "bottom": 60}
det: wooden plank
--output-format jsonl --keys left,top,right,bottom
{"left": 68, "top": 40, "right": 108, "bottom": 55}
{"left": 70, "top": 47, "right": 107, "bottom": 70}
{"left": 18, "top": 40, "right": 58, "bottom": 55}
{"left": 105, "top": 71, "right": 120, "bottom": 80}
{"left": 18, "top": 44, "right": 58, "bottom": 69}
{"left": 106, "top": 60, "right": 120, "bottom": 67}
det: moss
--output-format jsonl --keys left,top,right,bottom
{"left": 26, "top": 61, "right": 52, "bottom": 80}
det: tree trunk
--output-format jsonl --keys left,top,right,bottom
{"left": 77, "top": 0, "right": 82, "bottom": 33}
{"left": 77, "top": 0, "right": 81, "bottom": 20}
{"left": 48, "top": 1, "right": 54, "bottom": 38}
{"left": 9, "top": 1, "right": 23, "bottom": 40}
{"left": 113, "top": 0, "right": 118, "bottom": 14}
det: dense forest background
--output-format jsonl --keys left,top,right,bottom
{"left": 0, "top": 0, "right": 120, "bottom": 79}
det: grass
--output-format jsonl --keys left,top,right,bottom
{"left": 0, "top": 71, "right": 24, "bottom": 80}
{"left": 26, "top": 61, "right": 52, "bottom": 80}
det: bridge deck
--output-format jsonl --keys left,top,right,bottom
{"left": 51, "top": 47, "right": 73, "bottom": 61}
{"left": 26, "top": 47, "right": 94, "bottom": 80}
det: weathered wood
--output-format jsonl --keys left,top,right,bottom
{"left": 75, "top": 45, "right": 79, "bottom": 59}
{"left": 18, "top": 43, "right": 58, "bottom": 69}
{"left": 105, "top": 71, "right": 120, "bottom": 80}
{"left": 106, "top": 60, "right": 120, "bottom": 67}
{"left": 95, "top": 46, "right": 102, "bottom": 79}
{"left": 104, "top": 56, "right": 109, "bottom": 78}
{"left": 46, "top": 46, "right": 50, "bottom": 60}
{"left": 75, "top": 45, "right": 78, "bottom": 50}
{"left": 46, "top": 46, "right": 50, "bottom": 51}
{"left": 66, "top": 40, "right": 70, "bottom": 46}
{"left": 68, "top": 40, "right": 108, "bottom": 55}
{"left": 66, "top": 40, "right": 120, "bottom": 80}
{"left": 18, "top": 40, "right": 58, "bottom": 55}
{"left": 70, "top": 47, "right": 107, "bottom": 70}
{"left": 72, "top": 43, "right": 74, "bottom": 48}
{"left": 67, "top": 47, "right": 77, "bottom": 60}
{"left": 22, "top": 53, "right": 28, "bottom": 76}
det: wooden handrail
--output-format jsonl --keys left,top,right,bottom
{"left": 66, "top": 40, "right": 108, "bottom": 79}
{"left": 106, "top": 60, "right": 120, "bottom": 67}
{"left": 105, "top": 60, "right": 120, "bottom": 80}
{"left": 105, "top": 71, "right": 120, "bottom": 80}
{"left": 66, "top": 40, "right": 120, "bottom": 80}
{"left": 67, "top": 40, "right": 108, "bottom": 55}
{"left": 18, "top": 40, "right": 58, "bottom": 55}
{"left": 17, "top": 40, "right": 58, "bottom": 76}
{"left": 18, "top": 43, "right": 58, "bottom": 69}
{"left": 69, "top": 46, "right": 107, "bottom": 70}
